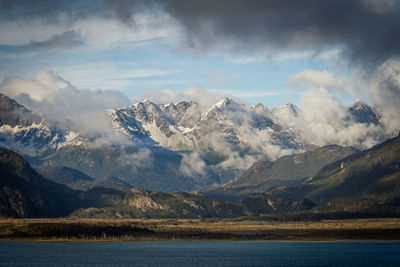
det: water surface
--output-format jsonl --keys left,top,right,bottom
{"left": 0, "top": 241, "right": 399, "bottom": 266}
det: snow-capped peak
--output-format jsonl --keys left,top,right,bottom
{"left": 214, "top": 97, "right": 234, "bottom": 109}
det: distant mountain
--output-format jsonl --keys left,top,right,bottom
{"left": 274, "top": 133, "right": 400, "bottom": 212}
{"left": 0, "top": 147, "right": 82, "bottom": 217}
{"left": 42, "top": 166, "right": 136, "bottom": 192}
{"left": 109, "top": 98, "right": 311, "bottom": 152}
{"left": 37, "top": 144, "right": 209, "bottom": 192}
{"left": 347, "top": 100, "right": 382, "bottom": 125}
{"left": 206, "top": 145, "right": 358, "bottom": 200}
{"left": 91, "top": 176, "right": 132, "bottom": 191}
{"left": 0, "top": 95, "right": 218, "bottom": 191}
{"left": 0, "top": 93, "right": 394, "bottom": 193}
{"left": 0, "top": 147, "right": 315, "bottom": 219}
{"left": 41, "top": 166, "right": 94, "bottom": 191}
{"left": 0, "top": 93, "right": 77, "bottom": 155}
{"left": 271, "top": 103, "right": 299, "bottom": 127}
{"left": 1, "top": 143, "right": 398, "bottom": 219}
{"left": 272, "top": 101, "right": 383, "bottom": 128}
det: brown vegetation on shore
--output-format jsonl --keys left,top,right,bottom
{"left": 0, "top": 218, "right": 399, "bottom": 241}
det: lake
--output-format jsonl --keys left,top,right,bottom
{"left": 0, "top": 241, "right": 399, "bottom": 266}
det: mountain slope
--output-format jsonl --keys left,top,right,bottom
{"left": 91, "top": 176, "right": 132, "bottom": 191}
{"left": 37, "top": 144, "right": 201, "bottom": 192}
{"left": 0, "top": 147, "right": 83, "bottom": 217}
{"left": 206, "top": 145, "right": 358, "bottom": 200}
{"left": 274, "top": 133, "right": 400, "bottom": 210}
{"left": 41, "top": 166, "right": 94, "bottom": 191}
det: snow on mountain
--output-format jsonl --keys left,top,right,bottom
{"left": 1, "top": 91, "right": 388, "bottom": 160}
{"left": 347, "top": 100, "right": 382, "bottom": 125}
{"left": 271, "top": 100, "right": 388, "bottom": 149}
{"left": 109, "top": 98, "right": 310, "bottom": 160}
{"left": 0, "top": 93, "right": 78, "bottom": 155}
{"left": 271, "top": 103, "right": 299, "bottom": 127}
{"left": 0, "top": 93, "right": 394, "bottom": 192}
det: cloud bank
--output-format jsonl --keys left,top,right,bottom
{"left": 142, "top": 86, "right": 224, "bottom": 111}
{"left": 297, "top": 88, "right": 387, "bottom": 148}
{"left": 286, "top": 68, "right": 394, "bottom": 149}
{"left": 0, "top": 70, "right": 131, "bottom": 141}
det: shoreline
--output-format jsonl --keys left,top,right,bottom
{"left": 1, "top": 217, "right": 400, "bottom": 242}
{"left": 2, "top": 239, "right": 400, "bottom": 242}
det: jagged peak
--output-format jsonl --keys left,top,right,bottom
{"left": 272, "top": 103, "right": 300, "bottom": 114}
{"left": 176, "top": 100, "right": 197, "bottom": 107}
{"left": 252, "top": 103, "right": 271, "bottom": 113}
{"left": 214, "top": 97, "right": 234, "bottom": 108}
{"left": 160, "top": 100, "right": 196, "bottom": 109}
{"left": 132, "top": 99, "right": 158, "bottom": 110}
{"left": 350, "top": 100, "right": 372, "bottom": 111}
{"left": 284, "top": 103, "right": 299, "bottom": 111}
{"left": 140, "top": 99, "right": 152, "bottom": 104}
{"left": 201, "top": 98, "right": 241, "bottom": 120}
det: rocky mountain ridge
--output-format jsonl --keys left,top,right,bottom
{"left": 108, "top": 98, "right": 310, "bottom": 154}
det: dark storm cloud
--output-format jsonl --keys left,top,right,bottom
{"left": 0, "top": 0, "right": 93, "bottom": 21}
{"left": 0, "top": 0, "right": 149, "bottom": 24}
{"left": 159, "top": 0, "right": 400, "bottom": 68}
{"left": 1, "top": 0, "right": 400, "bottom": 67}
{"left": 17, "top": 31, "right": 84, "bottom": 50}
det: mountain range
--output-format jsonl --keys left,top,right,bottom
{"left": 0, "top": 147, "right": 316, "bottom": 218}
{"left": 274, "top": 132, "right": 400, "bottom": 212}
{"left": 1, "top": 132, "right": 398, "bottom": 218}
{"left": 0, "top": 93, "right": 387, "bottom": 193}
{"left": 206, "top": 145, "right": 359, "bottom": 200}
{"left": 108, "top": 98, "right": 309, "bottom": 152}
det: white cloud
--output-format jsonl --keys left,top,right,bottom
{"left": 0, "top": 70, "right": 131, "bottom": 140}
{"left": 359, "top": 58, "right": 400, "bottom": 133}
{"left": 0, "top": 10, "right": 180, "bottom": 50}
{"left": 1, "top": 70, "right": 74, "bottom": 101}
{"left": 228, "top": 49, "right": 340, "bottom": 64}
{"left": 287, "top": 69, "right": 350, "bottom": 91}
{"left": 0, "top": 19, "right": 68, "bottom": 46}
{"left": 72, "top": 13, "right": 180, "bottom": 49}
{"left": 54, "top": 62, "right": 178, "bottom": 90}
{"left": 283, "top": 87, "right": 388, "bottom": 149}
{"left": 116, "top": 147, "right": 153, "bottom": 173}
{"left": 142, "top": 86, "right": 225, "bottom": 110}
{"left": 179, "top": 152, "right": 207, "bottom": 176}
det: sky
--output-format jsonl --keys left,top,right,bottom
{"left": 0, "top": 0, "right": 399, "bottom": 112}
